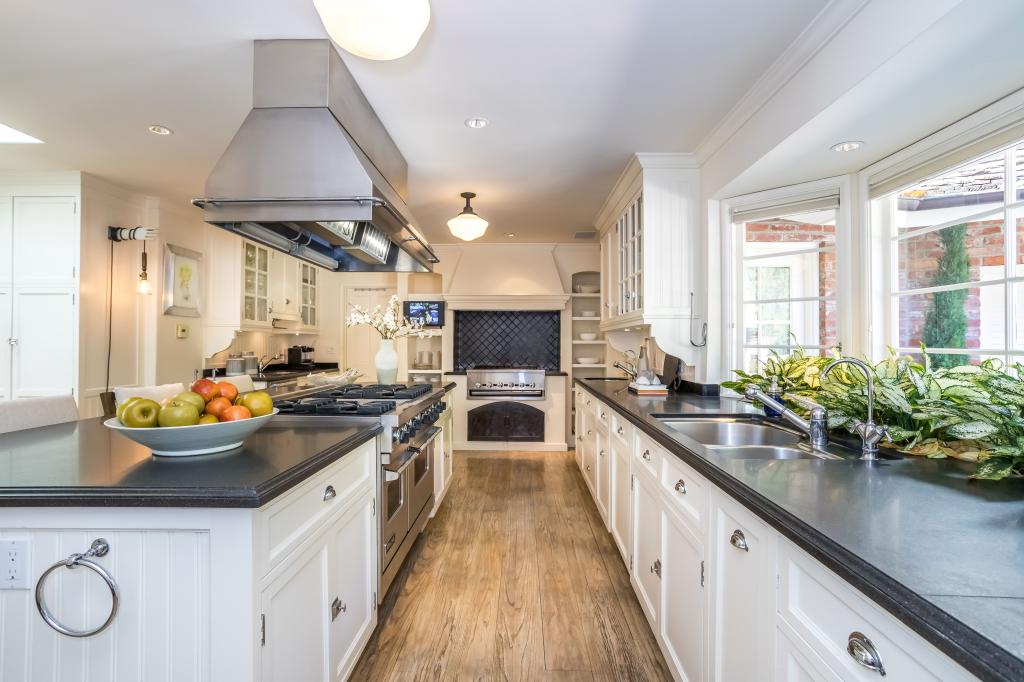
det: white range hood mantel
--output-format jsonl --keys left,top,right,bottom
{"left": 442, "top": 294, "right": 570, "bottom": 310}
{"left": 433, "top": 244, "right": 571, "bottom": 299}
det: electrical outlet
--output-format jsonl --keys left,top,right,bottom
{"left": 175, "top": 324, "right": 189, "bottom": 339}
{"left": 1, "top": 539, "right": 30, "bottom": 589}
{"left": 324, "top": 345, "right": 337, "bottom": 356}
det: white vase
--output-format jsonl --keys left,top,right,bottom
{"left": 375, "top": 339, "right": 398, "bottom": 384}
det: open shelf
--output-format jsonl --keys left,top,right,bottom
{"left": 572, "top": 363, "right": 607, "bottom": 368}
{"left": 409, "top": 368, "right": 443, "bottom": 374}
{"left": 572, "top": 340, "right": 607, "bottom": 345}
{"left": 569, "top": 293, "right": 600, "bottom": 298}
{"left": 571, "top": 316, "right": 601, "bottom": 321}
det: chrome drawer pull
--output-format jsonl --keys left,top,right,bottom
{"left": 617, "top": 426, "right": 624, "bottom": 435}
{"left": 599, "top": 450, "right": 606, "bottom": 457}
{"left": 36, "top": 539, "right": 120, "bottom": 638}
{"left": 674, "top": 479, "right": 687, "bottom": 495}
{"left": 323, "top": 485, "right": 337, "bottom": 501}
{"left": 730, "top": 529, "right": 749, "bottom": 552}
{"left": 383, "top": 534, "right": 397, "bottom": 553}
{"left": 847, "top": 632, "right": 886, "bottom": 676}
{"left": 331, "top": 597, "right": 347, "bottom": 621}
{"left": 642, "top": 449, "right": 651, "bottom": 462}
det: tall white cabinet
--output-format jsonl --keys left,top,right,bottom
{"left": 0, "top": 196, "right": 78, "bottom": 400}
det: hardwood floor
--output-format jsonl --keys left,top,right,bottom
{"left": 351, "top": 450, "right": 672, "bottom": 681}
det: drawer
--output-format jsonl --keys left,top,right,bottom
{"left": 611, "top": 412, "right": 633, "bottom": 446}
{"left": 594, "top": 401, "right": 611, "bottom": 426}
{"left": 777, "top": 539, "right": 975, "bottom": 681}
{"left": 257, "top": 437, "right": 377, "bottom": 575}
{"left": 659, "top": 451, "right": 707, "bottom": 531}
{"left": 634, "top": 430, "right": 662, "bottom": 479}
{"left": 580, "top": 390, "right": 598, "bottom": 415}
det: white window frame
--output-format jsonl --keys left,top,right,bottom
{"left": 875, "top": 143, "right": 1024, "bottom": 365}
{"left": 719, "top": 176, "right": 854, "bottom": 374}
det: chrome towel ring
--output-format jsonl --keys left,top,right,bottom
{"left": 35, "top": 538, "right": 120, "bottom": 638}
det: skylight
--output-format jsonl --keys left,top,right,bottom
{"left": 0, "top": 123, "right": 42, "bottom": 144}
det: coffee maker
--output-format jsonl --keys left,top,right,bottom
{"left": 288, "top": 345, "right": 315, "bottom": 366}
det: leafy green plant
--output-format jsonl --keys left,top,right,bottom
{"left": 722, "top": 346, "right": 1024, "bottom": 480}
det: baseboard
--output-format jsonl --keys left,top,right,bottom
{"left": 455, "top": 441, "right": 568, "bottom": 452}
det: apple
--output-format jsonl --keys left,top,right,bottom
{"left": 190, "top": 378, "right": 221, "bottom": 403}
{"left": 198, "top": 414, "right": 219, "bottom": 425}
{"left": 220, "top": 405, "right": 252, "bottom": 422}
{"left": 204, "top": 396, "right": 232, "bottom": 419}
{"left": 120, "top": 398, "right": 161, "bottom": 428}
{"left": 116, "top": 396, "right": 143, "bottom": 422}
{"left": 216, "top": 381, "right": 239, "bottom": 402}
{"left": 173, "top": 391, "right": 206, "bottom": 413}
{"left": 158, "top": 401, "right": 201, "bottom": 427}
{"left": 236, "top": 390, "right": 274, "bottom": 417}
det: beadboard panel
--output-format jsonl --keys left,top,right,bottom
{"left": 0, "top": 529, "right": 209, "bottom": 682}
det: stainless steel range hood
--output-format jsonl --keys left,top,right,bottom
{"left": 193, "top": 39, "right": 437, "bottom": 272}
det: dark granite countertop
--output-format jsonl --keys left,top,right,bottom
{"left": 577, "top": 377, "right": 1024, "bottom": 682}
{"left": 0, "top": 417, "right": 381, "bottom": 508}
{"left": 444, "top": 370, "right": 568, "bottom": 376}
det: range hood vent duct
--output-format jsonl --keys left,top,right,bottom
{"left": 193, "top": 39, "right": 437, "bottom": 273}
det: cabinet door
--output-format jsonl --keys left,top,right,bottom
{"left": 610, "top": 438, "right": 631, "bottom": 565}
{"left": 12, "top": 197, "right": 77, "bottom": 285}
{"left": 0, "top": 198, "right": 11, "bottom": 285}
{"left": 0, "top": 287, "right": 10, "bottom": 400}
{"left": 582, "top": 434, "right": 597, "bottom": 494}
{"left": 300, "top": 263, "right": 319, "bottom": 329}
{"left": 711, "top": 494, "right": 776, "bottom": 682}
{"left": 631, "top": 473, "right": 661, "bottom": 629}
{"left": 242, "top": 241, "right": 271, "bottom": 326}
{"left": 260, "top": 537, "right": 331, "bottom": 682}
{"left": 328, "top": 496, "right": 377, "bottom": 681}
{"left": 661, "top": 504, "right": 706, "bottom": 682}
{"left": 601, "top": 231, "right": 617, "bottom": 321}
{"left": 596, "top": 428, "right": 610, "bottom": 524}
{"left": 11, "top": 289, "right": 75, "bottom": 398}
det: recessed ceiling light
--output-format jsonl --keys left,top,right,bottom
{"left": 148, "top": 125, "right": 173, "bottom": 136}
{"left": 0, "top": 123, "right": 42, "bottom": 144}
{"left": 830, "top": 140, "right": 863, "bottom": 152}
{"left": 464, "top": 117, "right": 489, "bottom": 129}
{"left": 505, "top": 232, "right": 515, "bottom": 238}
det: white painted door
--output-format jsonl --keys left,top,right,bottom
{"left": 344, "top": 287, "right": 395, "bottom": 381}
{"left": 12, "top": 197, "right": 77, "bottom": 286}
{"left": 711, "top": 495, "right": 776, "bottom": 682}
{"left": 260, "top": 536, "right": 331, "bottom": 682}
{"left": 0, "top": 287, "right": 10, "bottom": 401}
{"left": 328, "top": 495, "right": 376, "bottom": 681}
{"left": 610, "top": 437, "right": 631, "bottom": 565}
{"left": 661, "top": 504, "right": 706, "bottom": 682}
{"left": 631, "top": 473, "right": 661, "bottom": 629}
{"left": 596, "top": 428, "right": 610, "bottom": 523}
{"left": 11, "top": 289, "right": 75, "bottom": 398}
{"left": 0, "top": 198, "right": 12, "bottom": 286}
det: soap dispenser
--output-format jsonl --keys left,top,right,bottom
{"left": 764, "top": 376, "right": 783, "bottom": 418}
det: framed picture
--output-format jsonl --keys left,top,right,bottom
{"left": 163, "top": 243, "right": 202, "bottom": 317}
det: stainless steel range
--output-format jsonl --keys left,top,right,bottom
{"left": 273, "top": 382, "right": 448, "bottom": 601}
{"left": 466, "top": 366, "right": 546, "bottom": 400}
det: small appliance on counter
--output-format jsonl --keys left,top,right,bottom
{"left": 225, "top": 353, "right": 245, "bottom": 376}
{"left": 243, "top": 351, "right": 258, "bottom": 375}
{"left": 288, "top": 345, "right": 315, "bottom": 366}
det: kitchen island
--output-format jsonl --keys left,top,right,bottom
{"left": 576, "top": 377, "right": 1024, "bottom": 682}
{"left": 0, "top": 417, "right": 382, "bottom": 681}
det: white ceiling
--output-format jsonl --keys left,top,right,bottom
{"left": 0, "top": 0, "right": 827, "bottom": 243}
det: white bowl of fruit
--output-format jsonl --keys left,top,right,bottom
{"left": 105, "top": 379, "right": 278, "bottom": 457}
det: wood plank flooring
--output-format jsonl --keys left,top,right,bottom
{"left": 351, "top": 450, "right": 672, "bottom": 682}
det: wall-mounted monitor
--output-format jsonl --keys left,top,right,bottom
{"left": 404, "top": 300, "right": 445, "bottom": 327}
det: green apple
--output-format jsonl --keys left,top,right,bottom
{"left": 157, "top": 401, "right": 201, "bottom": 427}
{"left": 120, "top": 398, "right": 161, "bottom": 428}
{"left": 198, "top": 414, "right": 219, "bottom": 425}
{"left": 116, "top": 396, "right": 143, "bottom": 422}
{"left": 173, "top": 391, "right": 206, "bottom": 413}
{"left": 237, "top": 390, "right": 274, "bottom": 417}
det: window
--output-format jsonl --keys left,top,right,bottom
{"left": 880, "top": 142, "right": 1024, "bottom": 368}
{"left": 737, "top": 208, "right": 840, "bottom": 372}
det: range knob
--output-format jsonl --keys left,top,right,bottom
{"left": 474, "top": 382, "right": 482, "bottom": 388}
{"left": 398, "top": 426, "right": 411, "bottom": 443}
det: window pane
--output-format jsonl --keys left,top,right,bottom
{"left": 897, "top": 285, "right": 1005, "bottom": 352}
{"left": 896, "top": 217, "right": 1005, "bottom": 291}
{"left": 743, "top": 299, "right": 838, "bottom": 349}
{"left": 899, "top": 149, "right": 1005, "bottom": 208}
{"left": 744, "top": 214, "right": 836, "bottom": 250}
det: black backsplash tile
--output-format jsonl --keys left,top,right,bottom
{"left": 454, "top": 311, "right": 560, "bottom": 371}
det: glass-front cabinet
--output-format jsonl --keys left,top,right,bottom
{"left": 242, "top": 241, "right": 270, "bottom": 326}
{"left": 300, "top": 263, "right": 318, "bottom": 329}
{"left": 617, "top": 194, "right": 643, "bottom": 317}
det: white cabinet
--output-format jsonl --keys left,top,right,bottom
{"left": 300, "top": 262, "right": 319, "bottom": 330}
{"left": 595, "top": 423, "right": 610, "bottom": 522}
{"left": 269, "top": 251, "right": 300, "bottom": 321}
{"left": 0, "top": 288, "right": 10, "bottom": 401}
{"left": 710, "top": 491, "right": 776, "bottom": 682}
{"left": 242, "top": 240, "right": 272, "bottom": 327}
{"left": 12, "top": 197, "right": 78, "bottom": 286}
{"left": 631, "top": 471, "right": 661, "bottom": 629}
{"left": 609, "top": 434, "right": 631, "bottom": 564}
{"left": 660, "top": 503, "right": 706, "bottom": 682}
{"left": 328, "top": 495, "right": 377, "bottom": 681}
{"left": 11, "top": 290, "right": 76, "bottom": 398}
{"left": 432, "top": 405, "right": 454, "bottom": 517}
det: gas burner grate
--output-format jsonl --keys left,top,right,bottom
{"left": 274, "top": 397, "right": 396, "bottom": 416}
{"left": 330, "top": 383, "right": 433, "bottom": 400}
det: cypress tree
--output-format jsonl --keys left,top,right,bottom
{"left": 923, "top": 223, "right": 969, "bottom": 368}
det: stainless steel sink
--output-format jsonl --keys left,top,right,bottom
{"left": 658, "top": 419, "right": 801, "bottom": 447}
{"left": 705, "top": 445, "right": 836, "bottom": 461}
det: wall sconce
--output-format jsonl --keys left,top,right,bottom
{"left": 108, "top": 226, "right": 159, "bottom": 295}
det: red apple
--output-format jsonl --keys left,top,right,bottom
{"left": 216, "top": 381, "right": 239, "bottom": 402}
{"left": 204, "top": 396, "right": 232, "bottom": 419}
{"left": 220, "top": 405, "right": 252, "bottom": 422}
{"left": 190, "top": 378, "right": 221, "bottom": 403}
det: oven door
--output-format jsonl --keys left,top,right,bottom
{"left": 409, "top": 427, "right": 439, "bottom": 518}
{"left": 380, "top": 465, "right": 410, "bottom": 571}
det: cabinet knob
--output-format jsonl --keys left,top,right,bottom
{"left": 729, "top": 529, "right": 749, "bottom": 552}
{"left": 585, "top": 465, "right": 592, "bottom": 472}
{"left": 7, "top": 337, "right": 17, "bottom": 346}
{"left": 642, "top": 449, "right": 651, "bottom": 462}
{"left": 331, "top": 597, "right": 347, "bottom": 621}
{"left": 600, "top": 411, "right": 606, "bottom": 419}
{"left": 674, "top": 479, "right": 687, "bottom": 495}
{"left": 847, "top": 632, "right": 886, "bottom": 676}
{"left": 650, "top": 559, "right": 661, "bottom": 578}
{"left": 617, "top": 426, "right": 624, "bottom": 435}
{"left": 323, "top": 485, "right": 337, "bottom": 502}
{"left": 587, "top": 430, "right": 593, "bottom": 436}
{"left": 599, "top": 450, "right": 606, "bottom": 457}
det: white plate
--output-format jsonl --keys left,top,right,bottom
{"left": 580, "top": 311, "right": 597, "bottom": 317}
{"left": 578, "top": 333, "right": 598, "bottom": 341}
{"left": 576, "top": 357, "right": 600, "bottom": 365}
{"left": 104, "top": 409, "right": 279, "bottom": 457}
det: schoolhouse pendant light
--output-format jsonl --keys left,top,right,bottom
{"left": 312, "top": 0, "right": 431, "bottom": 61}
{"left": 447, "top": 192, "right": 488, "bottom": 241}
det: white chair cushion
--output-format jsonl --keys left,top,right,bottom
{"left": 0, "top": 396, "right": 79, "bottom": 435}
{"left": 217, "top": 375, "right": 254, "bottom": 393}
